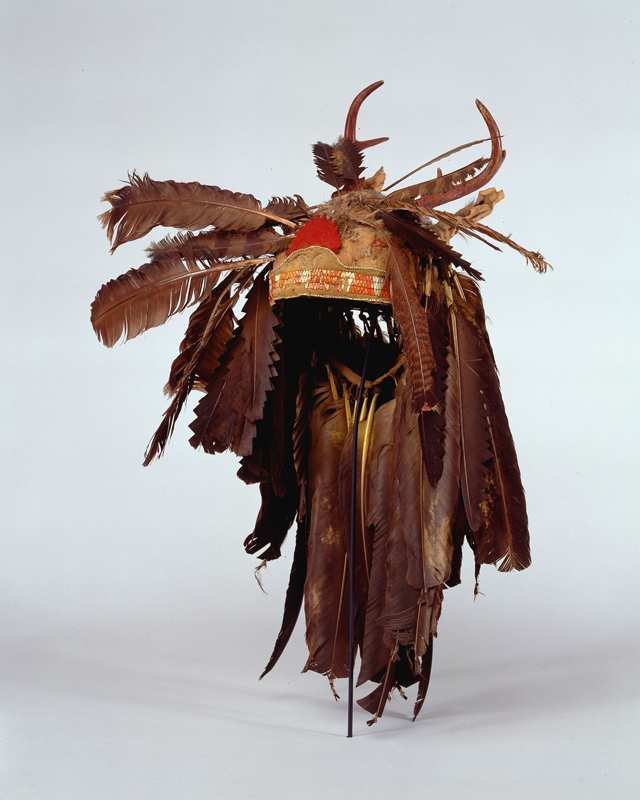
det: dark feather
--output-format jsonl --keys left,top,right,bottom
{"left": 330, "top": 139, "right": 364, "bottom": 182}
{"left": 146, "top": 228, "right": 293, "bottom": 266}
{"left": 412, "top": 635, "right": 434, "bottom": 721}
{"left": 91, "top": 253, "right": 223, "bottom": 347}
{"left": 164, "top": 270, "right": 241, "bottom": 396}
{"left": 377, "top": 209, "right": 472, "bottom": 272}
{"left": 449, "top": 304, "right": 492, "bottom": 532}
{"left": 385, "top": 157, "right": 488, "bottom": 203}
{"left": 243, "top": 478, "right": 298, "bottom": 561}
{"left": 418, "top": 294, "right": 449, "bottom": 487}
{"left": 264, "top": 195, "right": 310, "bottom": 222}
{"left": 312, "top": 142, "right": 346, "bottom": 190}
{"left": 302, "top": 379, "right": 350, "bottom": 678}
{"left": 189, "top": 273, "right": 280, "bottom": 457}
{"left": 385, "top": 240, "right": 439, "bottom": 413}
{"left": 260, "top": 518, "right": 309, "bottom": 679}
{"left": 143, "top": 273, "right": 241, "bottom": 466}
{"left": 99, "top": 171, "right": 296, "bottom": 251}
{"left": 358, "top": 399, "right": 395, "bottom": 687}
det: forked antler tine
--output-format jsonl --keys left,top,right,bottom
{"left": 416, "top": 100, "right": 506, "bottom": 209}
{"left": 343, "top": 80, "right": 390, "bottom": 150}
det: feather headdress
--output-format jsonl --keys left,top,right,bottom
{"left": 92, "top": 81, "right": 548, "bottom": 728}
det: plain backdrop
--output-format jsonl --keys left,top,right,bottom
{"left": 1, "top": 1, "right": 639, "bottom": 798}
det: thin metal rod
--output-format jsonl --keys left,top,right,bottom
{"left": 348, "top": 310, "right": 377, "bottom": 738}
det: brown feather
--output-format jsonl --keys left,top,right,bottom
{"left": 302, "top": 379, "right": 350, "bottom": 678}
{"left": 143, "top": 270, "right": 253, "bottom": 466}
{"left": 164, "top": 270, "right": 240, "bottom": 396}
{"left": 91, "top": 254, "right": 225, "bottom": 347}
{"left": 146, "top": 228, "right": 293, "bottom": 267}
{"left": 358, "top": 398, "right": 395, "bottom": 687}
{"left": 99, "top": 172, "right": 296, "bottom": 252}
{"left": 385, "top": 157, "right": 488, "bottom": 203}
{"left": 418, "top": 294, "right": 449, "bottom": 487}
{"left": 330, "top": 139, "right": 364, "bottom": 182}
{"left": 385, "top": 240, "right": 439, "bottom": 413}
{"left": 377, "top": 209, "right": 472, "bottom": 272}
{"left": 264, "top": 195, "right": 310, "bottom": 221}
{"left": 189, "top": 273, "right": 280, "bottom": 457}
{"left": 453, "top": 274, "right": 529, "bottom": 569}
{"left": 243, "top": 478, "right": 298, "bottom": 561}
{"left": 449, "top": 304, "right": 492, "bottom": 532}
{"left": 312, "top": 142, "right": 346, "bottom": 190}
{"left": 260, "top": 518, "right": 309, "bottom": 679}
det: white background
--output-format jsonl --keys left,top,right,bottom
{"left": 1, "top": 1, "right": 638, "bottom": 797}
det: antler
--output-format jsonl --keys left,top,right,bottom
{"left": 414, "top": 100, "right": 506, "bottom": 208}
{"left": 343, "top": 81, "right": 389, "bottom": 150}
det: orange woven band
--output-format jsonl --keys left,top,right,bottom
{"left": 269, "top": 246, "right": 391, "bottom": 306}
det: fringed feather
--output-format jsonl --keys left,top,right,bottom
{"left": 386, "top": 157, "right": 488, "bottom": 203}
{"left": 143, "top": 271, "right": 244, "bottom": 466}
{"left": 302, "top": 378, "right": 350, "bottom": 678}
{"left": 260, "top": 518, "right": 309, "bottom": 679}
{"left": 449, "top": 304, "right": 492, "bottom": 532}
{"left": 99, "top": 172, "right": 297, "bottom": 252}
{"left": 358, "top": 399, "right": 395, "bottom": 687}
{"left": 189, "top": 272, "right": 280, "bottom": 457}
{"left": 146, "top": 228, "right": 293, "bottom": 266}
{"left": 91, "top": 254, "right": 227, "bottom": 347}
{"left": 385, "top": 240, "right": 439, "bottom": 413}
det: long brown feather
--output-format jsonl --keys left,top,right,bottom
{"left": 454, "top": 274, "right": 528, "bottom": 570}
{"left": 91, "top": 254, "right": 227, "bottom": 347}
{"left": 189, "top": 273, "right": 280, "bottom": 457}
{"left": 449, "top": 304, "right": 492, "bottom": 532}
{"left": 377, "top": 209, "right": 472, "bottom": 272}
{"left": 260, "top": 518, "right": 309, "bottom": 679}
{"left": 99, "top": 172, "right": 296, "bottom": 251}
{"left": 476, "top": 364, "right": 531, "bottom": 572}
{"left": 419, "top": 336, "right": 461, "bottom": 588}
{"left": 146, "top": 228, "right": 293, "bottom": 266}
{"left": 384, "top": 239, "right": 439, "bottom": 413}
{"left": 357, "top": 398, "right": 396, "bottom": 687}
{"left": 386, "top": 157, "right": 488, "bottom": 203}
{"left": 312, "top": 143, "right": 346, "bottom": 190}
{"left": 142, "top": 277, "right": 239, "bottom": 465}
{"left": 418, "top": 294, "right": 449, "bottom": 487}
{"left": 302, "top": 379, "right": 350, "bottom": 678}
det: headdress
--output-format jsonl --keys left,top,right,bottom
{"left": 92, "top": 81, "right": 549, "bottom": 730}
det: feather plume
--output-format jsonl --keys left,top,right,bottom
{"left": 454, "top": 275, "right": 530, "bottom": 572}
{"left": 243, "top": 478, "right": 298, "bottom": 561}
{"left": 260, "top": 518, "right": 309, "bottom": 679}
{"left": 146, "top": 228, "right": 293, "bottom": 266}
{"left": 302, "top": 379, "right": 350, "bottom": 678}
{"left": 189, "top": 273, "right": 280, "bottom": 457}
{"left": 264, "top": 195, "right": 310, "bottom": 221}
{"left": 358, "top": 399, "right": 395, "bottom": 687}
{"left": 377, "top": 209, "right": 472, "bottom": 273}
{"left": 384, "top": 240, "right": 439, "bottom": 413}
{"left": 330, "top": 139, "right": 364, "bottom": 182}
{"left": 418, "top": 295, "right": 449, "bottom": 487}
{"left": 416, "top": 206, "right": 551, "bottom": 274}
{"left": 386, "top": 157, "right": 488, "bottom": 203}
{"left": 91, "top": 253, "right": 225, "bottom": 347}
{"left": 312, "top": 143, "right": 347, "bottom": 190}
{"left": 449, "top": 305, "right": 492, "bottom": 532}
{"left": 143, "top": 271, "right": 243, "bottom": 466}
{"left": 419, "top": 337, "right": 461, "bottom": 587}
{"left": 99, "top": 172, "right": 296, "bottom": 252}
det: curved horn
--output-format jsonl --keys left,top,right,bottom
{"left": 343, "top": 80, "right": 389, "bottom": 150}
{"left": 415, "top": 100, "right": 505, "bottom": 209}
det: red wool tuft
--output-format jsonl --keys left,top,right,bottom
{"left": 287, "top": 215, "right": 342, "bottom": 255}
